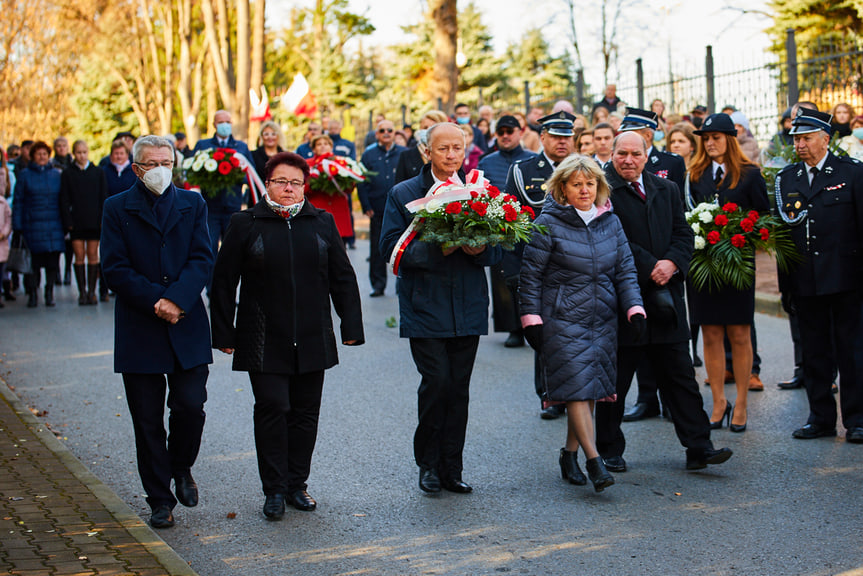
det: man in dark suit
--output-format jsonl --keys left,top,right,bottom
{"left": 594, "top": 131, "right": 732, "bottom": 472}
{"left": 101, "top": 136, "right": 215, "bottom": 529}
{"left": 504, "top": 111, "right": 575, "bottom": 418}
{"left": 193, "top": 110, "right": 251, "bottom": 266}
{"left": 380, "top": 122, "right": 502, "bottom": 494}
{"left": 777, "top": 108, "right": 863, "bottom": 443}
{"left": 616, "top": 107, "right": 689, "bottom": 421}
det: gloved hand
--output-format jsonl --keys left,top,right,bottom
{"left": 629, "top": 313, "right": 647, "bottom": 341}
{"left": 523, "top": 324, "right": 543, "bottom": 351}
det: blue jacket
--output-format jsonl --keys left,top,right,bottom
{"left": 358, "top": 144, "right": 406, "bottom": 213}
{"left": 104, "top": 162, "right": 138, "bottom": 197}
{"left": 12, "top": 162, "right": 65, "bottom": 254}
{"left": 193, "top": 134, "right": 251, "bottom": 214}
{"left": 329, "top": 134, "right": 356, "bottom": 159}
{"left": 101, "top": 182, "right": 214, "bottom": 374}
{"left": 477, "top": 145, "right": 536, "bottom": 190}
{"left": 296, "top": 142, "right": 314, "bottom": 159}
{"left": 380, "top": 164, "right": 502, "bottom": 338}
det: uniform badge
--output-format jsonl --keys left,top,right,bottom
{"left": 541, "top": 184, "right": 547, "bottom": 190}
{"left": 651, "top": 156, "right": 659, "bottom": 164}
{"left": 789, "top": 212, "right": 796, "bottom": 219}
{"left": 797, "top": 168, "right": 803, "bottom": 177}
{"left": 794, "top": 201, "right": 801, "bottom": 209}
{"left": 824, "top": 166, "right": 834, "bottom": 174}
{"left": 538, "top": 160, "right": 545, "bottom": 168}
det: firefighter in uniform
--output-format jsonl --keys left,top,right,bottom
{"left": 777, "top": 108, "right": 863, "bottom": 443}
{"left": 504, "top": 111, "right": 576, "bottom": 419}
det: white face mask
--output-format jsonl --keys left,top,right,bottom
{"left": 141, "top": 166, "right": 173, "bottom": 195}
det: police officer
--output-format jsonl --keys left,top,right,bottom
{"left": 777, "top": 108, "right": 863, "bottom": 443}
{"left": 479, "top": 115, "right": 537, "bottom": 348}
{"left": 504, "top": 111, "right": 576, "bottom": 419}
{"left": 617, "top": 108, "right": 687, "bottom": 421}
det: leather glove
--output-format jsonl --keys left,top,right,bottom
{"left": 629, "top": 313, "right": 647, "bottom": 341}
{"left": 523, "top": 324, "right": 543, "bottom": 352}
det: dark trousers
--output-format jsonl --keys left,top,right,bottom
{"left": 490, "top": 268, "right": 520, "bottom": 333}
{"left": 796, "top": 291, "right": 863, "bottom": 430}
{"left": 123, "top": 364, "right": 209, "bottom": 509}
{"left": 596, "top": 341, "right": 713, "bottom": 460}
{"left": 24, "top": 251, "right": 61, "bottom": 292}
{"left": 635, "top": 358, "right": 661, "bottom": 407}
{"left": 369, "top": 211, "right": 387, "bottom": 293}
{"left": 410, "top": 336, "right": 480, "bottom": 478}
{"left": 206, "top": 212, "right": 233, "bottom": 294}
{"left": 249, "top": 371, "right": 324, "bottom": 495}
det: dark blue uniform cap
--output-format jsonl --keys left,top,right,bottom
{"left": 693, "top": 113, "right": 737, "bottom": 136}
{"left": 789, "top": 108, "right": 833, "bottom": 135}
{"left": 619, "top": 107, "right": 659, "bottom": 132}
{"left": 539, "top": 111, "right": 576, "bottom": 137}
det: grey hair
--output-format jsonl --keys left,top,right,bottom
{"left": 132, "top": 135, "right": 175, "bottom": 162}
{"left": 547, "top": 154, "right": 611, "bottom": 207}
{"left": 612, "top": 131, "right": 648, "bottom": 153}
{"left": 427, "top": 122, "right": 465, "bottom": 148}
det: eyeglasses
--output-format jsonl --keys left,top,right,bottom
{"left": 267, "top": 179, "right": 305, "bottom": 190}
{"left": 136, "top": 161, "right": 174, "bottom": 169}
{"left": 496, "top": 128, "right": 516, "bottom": 136}
{"left": 378, "top": 128, "right": 394, "bottom": 133}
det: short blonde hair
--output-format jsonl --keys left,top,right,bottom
{"left": 547, "top": 155, "right": 610, "bottom": 207}
{"left": 421, "top": 110, "right": 448, "bottom": 125}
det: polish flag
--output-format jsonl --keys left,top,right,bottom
{"left": 281, "top": 73, "right": 318, "bottom": 118}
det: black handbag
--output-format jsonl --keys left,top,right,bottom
{"left": 7, "top": 233, "right": 32, "bottom": 274}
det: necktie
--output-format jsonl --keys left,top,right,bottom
{"left": 632, "top": 181, "right": 645, "bottom": 200}
{"left": 714, "top": 166, "right": 724, "bottom": 186}
{"left": 809, "top": 166, "right": 819, "bottom": 188}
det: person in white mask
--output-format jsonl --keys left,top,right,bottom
{"left": 100, "top": 135, "right": 215, "bottom": 530}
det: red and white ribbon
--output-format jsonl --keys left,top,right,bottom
{"left": 234, "top": 152, "right": 266, "bottom": 205}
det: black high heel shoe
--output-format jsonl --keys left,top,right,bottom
{"left": 729, "top": 408, "right": 747, "bottom": 433}
{"left": 585, "top": 457, "right": 614, "bottom": 492}
{"left": 710, "top": 400, "right": 733, "bottom": 430}
{"left": 559, "top": 448, "right": 587, "bottom": 485}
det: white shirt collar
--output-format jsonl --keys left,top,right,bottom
{"left": 712, "top": 161, "right": 726, "bottom": 179}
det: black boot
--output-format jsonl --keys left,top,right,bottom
{"left": 585, "top": 457, "right": 614, "bottom": 493}
{"left": 27, "top": 291, "right": 38, "bottom": 308}
{"left": 98, "top": 264, "right": 109, "bottom": 302}
{"left": 87, "top": 264, "right": 100, "bottom": 304}
{"left": 44, "top": 271, "right": 56, "bottom": 307}
{"left": 559, "top": 448, "right": 587, "bottom": 485}
{"left": 2, "top": 279, "right": 15, "bottom": 301}
{"left": 74, "top": 264, "right": 87, "bottom": 305}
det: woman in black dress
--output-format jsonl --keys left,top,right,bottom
{"left": 60, "top": 140, "right": 108, "bottom": 304}
{"left": 688, "top": 114, "right": 769, "bottom": 432}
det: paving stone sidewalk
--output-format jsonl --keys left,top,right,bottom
{"left": 0, "top": 378, "right": 198, "bottom": 576}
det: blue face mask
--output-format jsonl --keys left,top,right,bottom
{"left": 653, "top": 131, "right": 665, "bottom": 142}
{"left": 853, "top": 128, "right": 863, "bottom": 140}
{"left": 455, "top": 116, "right": 470, "bottom": 125}
{"left": 216, "top": 122, "right": 232, "bottom": 138}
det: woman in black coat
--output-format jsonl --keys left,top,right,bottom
{"left": 688, "top": 114, "right": 769, "bottom": 433}
{"left": 60, "top": 140, "right": 108, "bottom": 305}
{"left": 210, "top": 151, "right": 364, "bottom": 520}
{"left": 250, "top": 120, "right": 285, "bottom": 184}
{"left": 519, "top": 155, "right": 644, "bottom": 493}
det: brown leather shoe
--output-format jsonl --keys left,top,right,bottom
{"left": 748, "top": 373, "right": 764, "bottom": 391}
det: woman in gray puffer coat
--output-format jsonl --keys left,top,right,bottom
{"left": 519, "top": 155, "right": 644, "bottom": 493}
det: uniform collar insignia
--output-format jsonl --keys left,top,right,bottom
{"left": 537, "top": 159, "right": 545, "bottom": 168}
{"left": 824, "top": 165, "right": 833, "bottom": 175}
{"left": 651, "top": 155, "right": 658, "bottom": 164}
{"left": 797, "top": 168, "right": 803, "bottom": 177}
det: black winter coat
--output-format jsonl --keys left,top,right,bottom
{"left": 605, "top": 165, "right": 694, "bottom": 346}
{"left": 210, "top": 200, "right": 364, "bottom": 374}
{"left": 520, "top": 197, "right": 642, "bottom": 401}
{"left": 60, "top": 162, "right": 108, "bottom": 231}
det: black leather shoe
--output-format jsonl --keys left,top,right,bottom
{"left": 174, "top": 474, "right": 198, "bottom": 507}
{"left": 602, "top": 455, "right": 627, "bottom": 473}
{"left": 149, "top": 505, "right": 174, "bottom": 529}
{"left": 622, "top": 403, "right": 660, "bottom": 422}
{"left": 288, "top": 489, "right": 317, "bottom": 511}
{"left": 441, "top": 477, "right": 473, "bottom": 493}
{"left": 846, "top": 427, "right": 863, "bottom": 444}
{"left": 777, "top": 375, "right": 804, "bottom": 389}
{"left": 585, "top": 457, "right": 614, "bottom": 492}
{"left": 504, "top": 331, "right": 525, "bottom": 348}
{"left": 792, "top": 423, "right": 837, "bottom": 439}
{"left": 419, "top": 468, "right": 441, "bottom": 493}
{"left": 370, "top": 290, "right": 384, "bottom": 297}
{"left": 559, "top": 448, "right": 587, "bottom": 485}
{"left": 263, "top": 494, "right": 286, "bottom": 519}
{"left": 540, "top": 403, "right": 565, "bottom": 420}
{"left": 686, "top": 447, "right": 733, "bottom": 470}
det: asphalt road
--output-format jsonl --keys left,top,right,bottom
{"left": 2, "top": 240, "right": 862, "bottom": 576}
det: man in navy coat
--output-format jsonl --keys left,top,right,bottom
{"left": 101, "top": 135, "right": 214, "bottom": 529}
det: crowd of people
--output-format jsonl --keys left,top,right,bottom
{"left": 2, "top": 86, "right": 861, "bottom": 527}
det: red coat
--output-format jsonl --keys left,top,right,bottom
{"left": 305, "top": 187, "right": 354, "bottom": 238}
